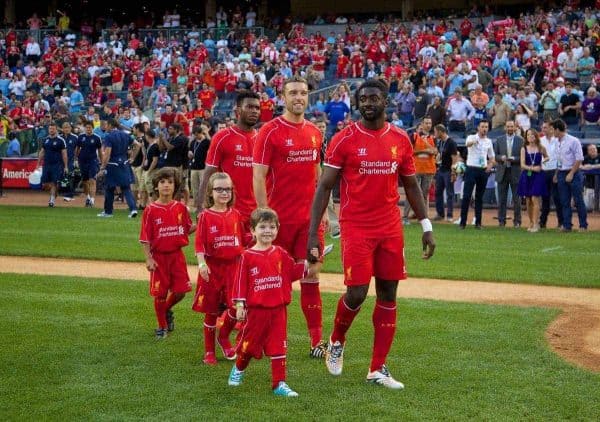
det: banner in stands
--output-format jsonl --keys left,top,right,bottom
{"left": 1, "top": 158, "right": 37, "bottom": 188}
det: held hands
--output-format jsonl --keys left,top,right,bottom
{"left": 235, "top": 302, "right": 246, "bottom": 321}
{"left": 566, "top": 173, "right": 574, "bottom": 183}
{"left": 422, "top": 232, "right": 436, "bottom": 259}
{"left": 198, "top": 262, "right": 210, "bottom": 280}
{"left": 145, "top": 257, "right": 157, "bottom": 272}
{"left": 307, "top": 236, "right": 321, "bottom": 264}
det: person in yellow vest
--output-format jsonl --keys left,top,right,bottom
{"left": 403, "top": 117, "right": 437, "bottom": 225}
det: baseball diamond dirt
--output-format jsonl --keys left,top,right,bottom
{"left": 1, "top": 189, "right": 600, "bottom": 371}
{"left": 0, "top": 256, "right": 599, "bottom": 372}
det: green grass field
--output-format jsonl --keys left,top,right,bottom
{"left": 1, "top": 274, "right": 599, "bottom": 420}
{"left": 1, "top": 205, "right": 599, "bottom": 287}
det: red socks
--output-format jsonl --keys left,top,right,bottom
{"left": 153, "top": 297, "right": 168, "bottom": 329}
{"left": 219, "top": 309, "right": 237, "bottom": 338}
{"left": 300, "top": 282, "right": 323, "bottom": 347}
{"left": 370, "top": 300, "right": 397, "bottom": 372}
{"left": 271, "top": 356, "right": 286, "bottom": 389}
{"left": 165, "top": 292, "right": 185, "bottom": 311}
{"left": 233, "top": 354, "right": 287, "bottom": 390}
{"left": 330, "top": 295, "right": 361, "bottom": 344}
{"left": 235, "top": 352, "right": 251, "bottom": 371}
{"left": 204, "top": 313, "right": 217, "bottom": 354}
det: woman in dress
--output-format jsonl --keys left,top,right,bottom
{"left": 517, "top": 129, "right": 548, "bottom": 232}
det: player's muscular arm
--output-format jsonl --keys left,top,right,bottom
{"left": 196, "top": 166, "right": 217, "bottom": 210}
{"left": 253, "top": 164, "right": 269, "bottom": 208}
{"left": 307, "top": 166, "right": 339, "bottom": 263}
{"left": 316, "top": 163, "right": 330, "bottom": 230}
{"left": 401, "top": 174, "right": 436, "bottom": 259}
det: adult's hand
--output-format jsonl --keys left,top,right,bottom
{"left": 422, "top": 231, "right": 436, "bottom": 259}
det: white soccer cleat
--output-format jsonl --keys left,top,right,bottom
{"left": 366, "top": 365, "right": 405, "bottom": 390}
{"left": 325, "top": 340, "right": 344, "bottom": 376}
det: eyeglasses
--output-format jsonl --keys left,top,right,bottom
{"left": 213, "top": 187, "right": 233, "bottom": 193}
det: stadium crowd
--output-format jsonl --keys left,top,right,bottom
{"left": 0, "top": 4, "right": 599, "bottom": 225}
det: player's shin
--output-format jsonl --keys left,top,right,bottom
{"left": 300, "top": 281, "right": 323, "bottom": 347}
{"left": 370, "top": 300, "right": 397, "bottom": 372}
{"left": 236, "top": 352, "right": 251, "bottom": 371}
{"left": 204, "top": 313, "right": 217, "bottom": 354}
{"left": 166, "top": 292, "right": 185, "bottom": 310}
{"left": 271, "top": 356, "right": 286, "bottom": 389}
{"left": 218, "top": 308, "right": 237, "bottom": 343}
{"left": 153, "top": 297, "right": 168, "bottom": 329}
{"left": 331, "top": 294, "right": 361, "bottom": 344}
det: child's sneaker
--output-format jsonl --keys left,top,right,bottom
{"left": 218, "top": 336, "right": 237, "bottom": 360}
{"left": 154, "top": 328, "right": 167, "bottom": 340}
{"left": 228, "top": 365, "right": 245, "bottom": 386}
{"left": 202, "top": 352, "right": 217, "bottom": 366}
{"left": 273, "top": 381, "right": 299, "bottom": 397}
{"left": 366, "top": 364, "right": 404, "bottom": 390}
{"left": 166, "top": 310, "right": 175, "bottom": 332}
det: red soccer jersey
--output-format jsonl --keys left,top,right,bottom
{"left": 253, "top": 117, "right": 322, "bottom": 224}
{"left": 143, "top": 69, "right": 155, "bottom": 88}
{"left": 206, "top": 126, "right": 257, "bottom": 220}
{"left": 195, "top": 208, "right": 244, "bottom": 259}
{"left": 259, "top": 99, "right": 275, "bottom": 122}
{"left": 139, "top": 200, "right": 193, "bottom": 253}
{"left": 197, "top": 89, "right": 216, "bottom": 109}
{"left": 231, "top": 245, "right": 304, "bottom": 308}
{"left": 111, "top": 67, "right": 124, "bottom": 84}
{"left": 325, "top": 122, "right": 415, "bottom": 236}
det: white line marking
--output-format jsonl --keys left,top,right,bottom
{"left": 541, "top": 246, "right": 562, "bottom": 253}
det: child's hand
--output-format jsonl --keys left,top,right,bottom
{"left": 236, "top": 304, "right": 246, "bottom": 321}
{"left": 145, "top": 257, "right": 157, "bottom": 272}
{"left": 198, "top": 263, "right": 209, "bottom": 280}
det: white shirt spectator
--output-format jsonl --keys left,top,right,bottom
{"left": 235, "top": 69, "right": 254, "bottom": 80}
{"left": 465, "top": 134, "right": 494, "bottom": 168}
{"left": 88, "top": 64, "right": 101, "bottom": 78}
{"left": 466, "top": 69, "right": 479, "bottom": 91}
{"left": 540, "top": 135, "right": 559, "bottom": 170}
{"left": 9, "top": 78, "right": 26, "bottom": 96}
{"left": 447, "top": 96, "right": 475, "bottom": 121}
{"left": 246, "top": 9, "right": 257, "bottom": 27}
{"left": 160, "top": 53, "right": 172, "bottom": 72}
{"left": 216, "top": 38, "right": 228, "bottom": 52}
{"left": 418, "top": 45, "right": 436, "bottom": 59}
{"left": 25, "top": 42, "right": 41, "bottom": 56}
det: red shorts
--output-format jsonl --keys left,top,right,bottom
{"left": 274, "top": 221, "right": 325, "bottom": 262}
{"left": 191, "top": 257, "right": 239, "bottom": 314}
{"left": 341, "top": 234, "right": 406, "bottom": 286}
{"left": 149, "top": 250, "right": 192, "bottom": 297}
{"left": 236, "top": 306, "right": 287, "bottom": 359}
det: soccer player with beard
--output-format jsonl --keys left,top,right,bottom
{"left": 307, "top": 79, "right": 436, "bottom": 389}
{"left": 253, "top": 76, "right": 327, "bottom": 358}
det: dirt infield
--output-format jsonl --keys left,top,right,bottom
{"left": 1, "top": 255, "right": 599, "bottom": 373}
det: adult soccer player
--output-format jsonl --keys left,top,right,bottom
{"left": 197, "top": 90, "right": 261, "bottom": 233}
{"left": 307, "top": 79, "right": 436, "bottom": 389}
{"left": 253, "top": 76, "right": 327, "bottom": 358}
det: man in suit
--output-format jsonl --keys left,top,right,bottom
{"left": 494, "top": 120, "right": 522, "bottom": 227}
